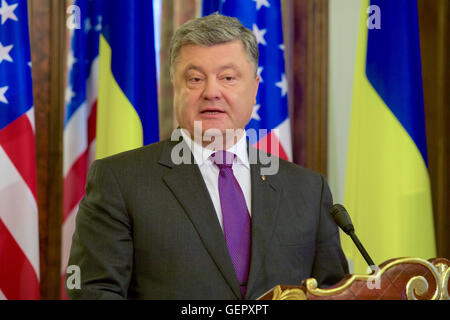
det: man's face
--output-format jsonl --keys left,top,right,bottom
{"left": 172, "top": 40, "right": 260, "bottom": 141}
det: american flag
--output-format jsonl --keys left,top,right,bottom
{"left": 62, "top": 0, "right": 101, "bottom": 298}
{"left": 203, "top": 0, "right": 292, "bottom": 160}
{"left": 0, "top": 0, "right": 39, "bottom": 300}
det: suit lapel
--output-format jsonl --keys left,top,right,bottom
{"left": 159, "top": 139, "right": 242, "bottom": 299}
{"left": 246, "top": 150, "right": 282, "bottom": 298}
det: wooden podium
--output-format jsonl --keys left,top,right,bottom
{"left": 258, "top": 258, "right": 450, "bottom": 300}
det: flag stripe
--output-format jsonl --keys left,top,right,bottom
{"left": 96, "top": 34, "right": 144, "bottom": 159}
{"left": 0, "top": 147, "right": 39, "bottom": 277}
{"left": 85, "top": 57, "right": 99, "bottom": 118}
{"left": 0, "top": 114, "right": 37, "bottom": 200}
{"left": 0, "top": 219, "right": 39, "bottom": 300}
{"left": 63, "top": 150, "right": 88, "bottom": 222}
{"left": 63, "top": 103, "right": 88, "bottom": 176}
{"left": 62, "top": 99, "right": 95, "bottom": 177}
{"left": 88, "top": 101, "right": 97, "bottom": 145}
{"left": 366, "top": 0, "right": 427, "bottom": 166}
{"left": 87, "top": 140, "right": 96, "bottom": 168}
{"left": 275, "top": 118, "right": 292, "bottom": 160}
{"left": 255, "top": 130, "right": 288, "bottom": 160}
{"left": 26, "top": 107, "right": 35, "bottom": 134}
{"left": 61, "top": 206, "right": 78, "bottom": 274}
{"left": 100, "top": 0, "right": 159, "bottom": 146}
{"left": 0, "top": 289, "right": 6, "bottom": 300}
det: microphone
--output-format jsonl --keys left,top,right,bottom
{"left": 329, "top": 204, "right": 376, "bottom": 268}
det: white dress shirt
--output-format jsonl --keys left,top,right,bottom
{"left": 180, "top": 129, "right": 252, "bottom": 230}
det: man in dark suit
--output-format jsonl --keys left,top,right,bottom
{"left": 67, "top": 14, "right": 348, "bottom": 300}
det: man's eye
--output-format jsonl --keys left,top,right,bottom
{"left": 189, "top": 77, "right": 202, "bottom": 83}
{"left": 224, "top": 76, "right": 235, "bottom": 81}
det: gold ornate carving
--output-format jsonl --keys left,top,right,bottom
{"left": 259, "top": 258, "right": 450, "bottom": 300}
{"left": 435, "top": 262, "right": 449, "bottom": 300}
{"left": 305, "top": 276, "right": 361, "bottom": 297}
{"left": 304, "top": 258, "right": 447, "bottom": 300}
{"left": 272, "top": 286, "right": 307, "bottom": 300}
{"left": 406, "top": 276, "right": 431, "bottom": 300}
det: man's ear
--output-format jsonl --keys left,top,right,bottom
{"left": 253, "top": 75, "right": 260, "bottom": 104}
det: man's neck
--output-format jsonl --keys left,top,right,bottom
{"left": 179, "top": 128, "right": 249, "bottom": 167}
{"left": 181, "top": 128, "right": 246, "bottom": 151}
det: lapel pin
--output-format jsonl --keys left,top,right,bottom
{"left": 261, "top": 175, "right": 266, "bottom": 181}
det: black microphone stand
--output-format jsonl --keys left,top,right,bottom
{"left": 348, "top": 231, "right": 375, "bottom": 268}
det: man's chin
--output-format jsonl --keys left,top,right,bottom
{"left": 193, "top": 121, "right": 227, "bottom": 136}
{"left": 203, "top": 128, "right": 246, "bottom": 148}
{"left": 188, "top": 120, "right": 245, "bottom": 141}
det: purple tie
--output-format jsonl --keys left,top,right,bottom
{"left": 211, "top": 151, "right": 251, "bottom": 298}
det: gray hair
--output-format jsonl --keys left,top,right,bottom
{"left": 169, "top": 13, "right": 259, "bottom": 79}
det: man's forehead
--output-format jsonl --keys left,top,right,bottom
{"left": 179, "top": 40, "right": 245, "bottom": 55}
{"left": 176, "top": 41, "right": 252, "bottom": 71}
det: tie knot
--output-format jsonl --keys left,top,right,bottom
{"left": 211, "top": 151, "right": 236, "bottom": 169}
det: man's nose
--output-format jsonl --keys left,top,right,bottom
{"left": 202, "top": 78, "right": 222, "bottom": 100}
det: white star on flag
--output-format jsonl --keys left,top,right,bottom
{"left": 257, "top": 66, "right": 264, "bottom": 83}
{"left": 67, "top": 50, "right": 77, "bottom": 70}
{"left": 95, "top": 16, "right": 102, "bottom": 32}
{"left": 252, "top": 24, "right": 267, "bottom": 46}
{"left": 279, "top": 44, "right": 285, "bottom": 51}
{"left": 275, "top": 73, "right": 287, "bottom": 97}
{"left": 0, "top": 86, "right": 9, "bottom": 104}
{"left": 252, "top": 104, "right": 261, "bottom": 121}
{"left": 65, "top": 85, "right": 75, "bottom": 104}
{"left": 84, "top": 17, "right": 92, "bottom": 33}
{"left": 0, "top": 42, "right": 13, "bottom": 64}
{"left": 0, "top": 0, "right": 18, "bottom": 25}
{"left": 253, "top": 0, "right": 270, "bottom": 10}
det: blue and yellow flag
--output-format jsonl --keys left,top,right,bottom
{"left": 96, "top": 0, "right": 159, "bottom": 158}
{"left": 344, "top": 0, "right": 436, "bottom": 274}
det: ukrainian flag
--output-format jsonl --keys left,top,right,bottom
{"left": 96, "top": 0, "right": 159, "bottom": 159}
{"left": 343, "top": 0, "right": 436, "bottom": 274}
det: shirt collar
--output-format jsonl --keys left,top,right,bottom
{"left": 180, "top": 128, "right": 250, "bottom": 168}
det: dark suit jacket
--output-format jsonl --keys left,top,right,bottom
{"left": 67, "top": 138, "right": 348, "bottom": 300}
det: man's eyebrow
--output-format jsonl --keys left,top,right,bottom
{"left": 218, "top": 64, "right": 243, "bottom": 76}
{"left": 183, "top": 65, "right": 205, "bottom": 74}
{"left": 218, "top": 64, "right": 239, "bottom": 71}
{"left": 183, "top": 64, "right": 241, "bottom": 74}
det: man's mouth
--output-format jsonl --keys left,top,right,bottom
{"left": 200, "top": 108, "right": 226, "bottom": 115}
{"left": 202, "top": 111, "right": 223, "bottom": 114}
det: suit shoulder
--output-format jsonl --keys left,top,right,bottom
{"left": 269, "top": 158, "right": 328, "bottom": 194}
{"left": 273, "top": 158, "right": 332, "bottom": 206}
{"left": 93, "top": 139, "right": 168, "bottom": 169}
{"left": 278, "top": 158, "right": 323, "bottom": 181}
